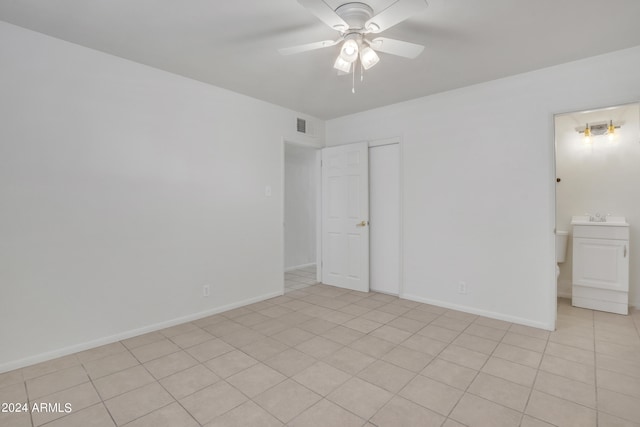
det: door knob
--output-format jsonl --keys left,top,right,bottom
{"left": 356, "top": 220, "right": 368, "bottom": 227}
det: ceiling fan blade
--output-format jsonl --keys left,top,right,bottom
{"left": 365, "top": 0, "right": 429, "bottom": 33}
{"left": 369, "top": 37, "right": 425, "bottom": 58}
{"left": 298, "top": 0, "right": 349, "bottom": 31}
{"left": 278, "top": 39, "right": 339, "bottom": 56}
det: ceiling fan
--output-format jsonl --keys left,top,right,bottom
{"left": 279, "top": 0, "right": 428, "bottom": 79}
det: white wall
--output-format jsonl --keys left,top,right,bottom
{"left": 0, "top": 21, "right": 324, "bottom": 372}
{"left": 284, "top": 144, "right": 317, "bottom": 269}
{"left": 555, "top": 104, "right": 640, "bottom": 306}
{"left": 327, "top": 46, "right": 640, "bottom": 330}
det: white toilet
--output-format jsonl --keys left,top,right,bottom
{"left": 556, "top": 230, "right": 568, "bottom": 279}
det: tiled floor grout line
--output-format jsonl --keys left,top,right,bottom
{"left": 358, "top": 311, "right": 474, "bottom": 424}
{"left": 517, "top": 325, "right": 552, "bottom": 427}
{"left": 441, "top": 319, "right": 500, "bottom": 424}
{"left": 304, "top": 304, "right": 432, "bottom": 425}
{"left": 87, "top": 344, "right": 192, "bottom": 420}
{"left": 560, "top": 302, "right": 638, "bottom": 426}
{"left": 443, "top": 324, "right": 480, "bottom": 404}
{"left": 357, "top": 324, "right": 425, "bottom": 425}
{"left": 26, "top": 380, "right": 35, "bottom": 427}
{"left": 235, "top": 327, "right": 361, "bottom": 425}
{"left": 151, "top": 378, "right": 203, "bottom": 427}
{"left": 424, "top": 317, "right": 591, "bottom": 427}
{"left": 279, "top": 339, "right": 370, "bottom": 425}
{"left": 592, "top": 309, "right": 600, "bottom": 427}
{"left": 94, "top": 347, "right": 146, "bottom": 424}
{"left": 127, "top": 335, "right": 245, "bottom": 426}
{"left": 25, "top": 367, "right": 91, "bottom": 402}
{"left": 208, "top": 324, "right": 363, "bottom": 425}
{"left": 82, "top": 360, "right": 119, "bottom": 427}
{"left": 37, "top": 402, "right": 103, "bottom": 427}
{"left": 121, "top": 350, "right": 203, "bottom": 427}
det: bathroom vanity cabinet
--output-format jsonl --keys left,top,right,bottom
{"left": 571, "top": 216, "right": 629, "bottom": 315}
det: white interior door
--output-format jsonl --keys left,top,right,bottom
{"left": 370, "top": 142, "right": 400, "bottom": 294}
{"left": 321, "top": 142, "right": 369, "bottom": 292}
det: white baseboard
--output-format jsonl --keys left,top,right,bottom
{"left": 371, "top": 289, "right": 399, "bottom": 297}
{"left": 400, "top": 293, "right": 554, "bottom": 331}
{"left": 285, "top": 262, "right": 316, "bottom": 272}
{"left": 0, "top": 290, "right": 283, "bottom": 374}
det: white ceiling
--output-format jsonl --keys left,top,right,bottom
{"left": 1, "top": 0, "right": 640, "bottom": 119}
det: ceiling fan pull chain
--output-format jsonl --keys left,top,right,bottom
{"left": 360, "top": 60, "right": 364, "bottom": 83}
{"left": 352, "top": 65, "right": 356, "bottom": 93}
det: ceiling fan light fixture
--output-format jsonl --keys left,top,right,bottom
{"left": 360, "top": 46, "right": 380, "bottom": 70}
{"left": 340, "top": 39, "right": 359, "bottom": 63}
{"left": 333, "top": 56, "right": 352, "bottom": 73}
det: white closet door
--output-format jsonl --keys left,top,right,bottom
{"left": 369, "top": 143, "right": 400, "bottom": 295}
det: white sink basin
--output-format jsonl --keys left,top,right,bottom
{"left": 571, "top": 215, "right": 628, "bottom": 226}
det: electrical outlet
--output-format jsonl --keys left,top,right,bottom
{"left": 203, "top": 285, "right": 210, "bottom": 297}
{"left": 458, "top": 281, "right": 467, "bottom": 295}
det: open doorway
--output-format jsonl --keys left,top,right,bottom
{"left": 554, "top": 102, "right": 639, "bottom": 314}
{"left": 283, "top": 143, "right": 320, "bottom": 293}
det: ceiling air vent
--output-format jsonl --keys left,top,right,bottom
{"left": 297, "top": 118, "right": 307, "bottom": 134}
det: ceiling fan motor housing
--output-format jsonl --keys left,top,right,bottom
{"left": 335, "top": 2, "right": 374, "bottom": 32}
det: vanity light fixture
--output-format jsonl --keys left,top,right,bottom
{"left": 576, "top": 120, "right": 621, "bottom": 143}
{"left": 583, "top": 123, "right": 592, "bottom": 144}
{"left": 607, "top": 120, "right": 616, "bottom": 141}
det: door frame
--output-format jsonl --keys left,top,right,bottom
{"left": 552, "top": 99, "right": 639, "bottom": 327}
{"left": 281, "top": 137, "right": 323, "bottom": 293}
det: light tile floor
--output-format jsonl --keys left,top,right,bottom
{"left": 285, "top": 266, "right": 318, "bottom": 292}
{"left": 2, "top": 289, "right": 640, "bottom": 426}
